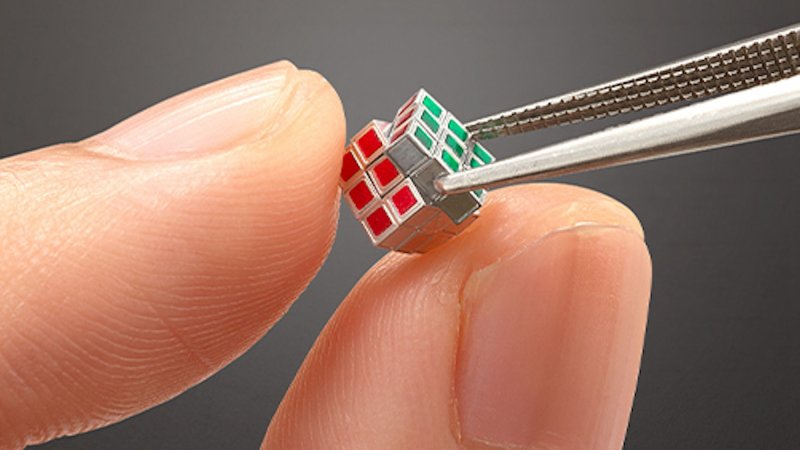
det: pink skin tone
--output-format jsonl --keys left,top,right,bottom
{"left": 0, "top": 61, "right": 651, "bottom": 449}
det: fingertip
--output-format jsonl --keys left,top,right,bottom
{"left": 457, "top": 225, "right": 651, "bottom": 449}
{"left": 477, "top": 183, "right": 644, "bottom": 245}
{"left": 264, "top": 184, "right": 651, "bottom": 449}
{"left": 385, "top": 183, "right": 646, "bottom": 278}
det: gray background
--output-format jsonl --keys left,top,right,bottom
{"left": 2, "top": 1, "right": 798, "bottom": 448}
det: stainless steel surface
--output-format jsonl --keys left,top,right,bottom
{"left": 438, "top": 75, "right": 800, "bottom": 194}
{"left": 466, "top": 24, "right": 800, "bottom": 140}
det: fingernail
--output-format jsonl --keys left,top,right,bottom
{"left": 457, "top": 226, "right": 651, "bottom": 449}
{"left": 92, "top": 60, "right": 297, "bottom": 160}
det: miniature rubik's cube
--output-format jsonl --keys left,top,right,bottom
{"left": 340, "top": 89, "right": 496, "bottom": 253}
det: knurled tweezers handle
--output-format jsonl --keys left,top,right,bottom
{"left": 439, "top": 75, "right": 800, "bottom": 194}
{"left": 466, "top": 25, "right": 800, "bottom": 140}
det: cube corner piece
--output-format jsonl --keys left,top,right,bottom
{"left": 339, "top": 89, "right": 496, "bottom": 254}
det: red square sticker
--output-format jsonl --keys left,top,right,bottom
{"left": 366, "top": 207, "right": 392, "bottom": 236}
{"left": 340, "top": 151, "right": 360, "bottom": 183}
{"left": 391, "top": 185, "right": 418, "bottom": 215}
{"left": 356, "top": 127, "right": 383, "bottom": 159}
{"left": 372, "top": 158, "right": 400, "bottom": 187}
{"left": 347, "top": 180, "right": 374, "bottom": 210}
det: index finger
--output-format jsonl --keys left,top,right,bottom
{"left": 0, "top": 61, "right": 344, "bottom": 448}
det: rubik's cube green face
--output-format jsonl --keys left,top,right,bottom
{"left": 340, "top": 89, "right": 495, "bottom": 253}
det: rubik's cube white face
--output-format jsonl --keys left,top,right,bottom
{"left": 340, "top": 89, "right": 495, "bottom": 253}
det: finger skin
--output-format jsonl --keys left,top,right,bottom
{"left": 263, "top": 184, "right": 652, "bottom": 450}
{"left": 0, "top": 63, "right": 344, "bottom": 448}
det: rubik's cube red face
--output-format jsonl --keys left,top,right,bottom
{"left": 340, "top": 89, "right": 495, "bottom": 253}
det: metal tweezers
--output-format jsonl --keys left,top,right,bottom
{"left": 437, "top": 24, "right": 800, "bottom": 194}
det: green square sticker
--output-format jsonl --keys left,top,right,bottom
{"left": 473, "top": 142, "right": 495, "bottom": 164}
{"left": 421, "top": 109, "right": 440, "bottom": 133}
{"left": 447, "top": 118, "right": 468, "bottom": 142}
{"left": 414, "top": 126, "right": 433, "bottom": 150}
{"left": 422, "top": 95, "right": 443, "bottom": 118}
{"left": 441, "top": 149, "right": 460, "bottom": 172}
{"left": 445, "top": 134, "right": 465, "bottom": 157}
